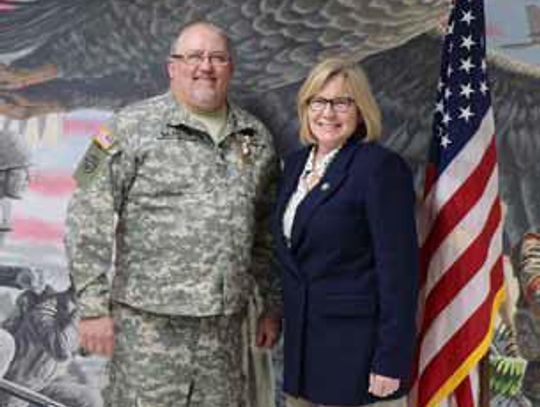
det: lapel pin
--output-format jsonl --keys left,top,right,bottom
{"left": 321, "top": 182, "right": 330, "bottom": 191}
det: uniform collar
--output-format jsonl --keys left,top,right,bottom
{"left": 163, "top": 91, "right": 256, "bottom": 140}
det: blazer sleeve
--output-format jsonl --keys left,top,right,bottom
{"left": 364, "top": 152, "right": 419, "bottom": 382}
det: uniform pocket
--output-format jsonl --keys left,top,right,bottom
{"left": 132, "top": 140, "right": 217, "bottom": 197}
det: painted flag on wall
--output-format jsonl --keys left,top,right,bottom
{"left": 411, "top": 0, "right": 506, "bottom": 406}
{"left": 0, "top": 111, "right": 107, "bottom": 274}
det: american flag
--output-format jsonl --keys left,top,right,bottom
{"left": 411, "top": 1, "right": 506, "bottom": 406}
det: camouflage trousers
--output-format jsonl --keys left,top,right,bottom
{"left": 286, "top": 395, "right": 406, "bottom": 407}
{"left": 104, "top": 304, "right": 246, "bottom": 407}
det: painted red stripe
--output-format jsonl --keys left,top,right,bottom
{"left": 486, "top": 23, "right": 505, "bottom": 38}
{"left": 420, "top": 137, "right": 496, "bottom": 286}
{"left": 28, "top": 171, "right": 75, "bottom": 196}
{"left": 417, "top": 258, "right": 504, "bottom": 406}
{"left": 0, "top": 3, "right": 14, "bottom": 12}
{"left": 419, "top": 199, "right": 501, "bottom": 337}
{"left": 63, "top": 118, "right": 103, "bottom": 137}
{"left": 10, "top": 217, "right": 64, "bottom": 242}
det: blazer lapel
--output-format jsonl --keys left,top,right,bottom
{"left": 275, "top": 147, "right": 310, "bottom": 236}
{"left": 273, "top": 148, "right": 310, "bottom": 279}
{"left": 290, "top": 136, "right": 360, "bottom": 251}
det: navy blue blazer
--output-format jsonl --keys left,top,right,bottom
{"left": 273, "top": 135, "right": 419, "bottom": 406}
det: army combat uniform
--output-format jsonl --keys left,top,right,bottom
{"left": 65, "top": 92, "right": 281, "bottom": 407}
{"left": 512, "top": 232, "right": 540, "bottom": 406}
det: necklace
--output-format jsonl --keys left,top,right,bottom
{"left": 301, "top": 146, "right": 339, "bottom": 191}
{"left": 303, "top": 169, "right": 321, "bottom": 191}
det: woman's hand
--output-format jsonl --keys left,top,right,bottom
{"left": 368, "top": 373, "right": 400, "bottom": 398}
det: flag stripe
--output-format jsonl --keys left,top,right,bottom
{"left": 419, "top": 112, "right": 494, "bottom": 245}
{"left": 420, "top": 135, "right": 496, "bottom": 285}
{"left": 455, "top": 376, "right": 474, "bottom": 407}
{"left": 456, "top": 380, "right": 474, "bottom": 407}
{"left": 421, "top": 165, "right": 499, "bottom": 299}
{"left": 418, "top": 260, "right": 504, "bottom": 406}
{"left": 29, "top": 171, "right": 75, "bottom": 196}
{"left": 419, "top": 216, "right": 502, "bottom": 372}
{"left": 413, "top": 1, "right": 504, "bottom": 404}
{"left": 10, "top": 217, "right": 65, "bottom": 242}
{"left": 63, "top": 118, "right": 103, "bottom": 137}
{"left": 420, "top": 196, "right": 501, "bottom": 340}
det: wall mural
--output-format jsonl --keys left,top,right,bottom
{"left": 0, "top": 0, "right": 539, "bottom": 406}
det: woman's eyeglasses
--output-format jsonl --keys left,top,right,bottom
{"left": 308, "top": 97, "right": 355, "bottom": 112}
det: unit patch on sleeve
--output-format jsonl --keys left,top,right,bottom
{"left": 73, "top": 127, "right": 115, "bottom": 189}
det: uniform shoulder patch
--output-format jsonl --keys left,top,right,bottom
{"left": 73, "top": 133, "right": 113, "bottom": 189}
{"left": 92, "top": 126, "right": 115, "bottom": 151}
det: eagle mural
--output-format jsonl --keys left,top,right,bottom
{"left": 1, "top": 0, "right": 539, "bottom": 245}
{"left": 0, "top": 0, "right": 539, "bottom": 405}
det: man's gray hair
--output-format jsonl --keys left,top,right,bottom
{"left": 169, "top": 21, "right": 234, "bottom": 62}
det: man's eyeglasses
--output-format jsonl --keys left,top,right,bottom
{"left": 308, "top": 97, "right": 355, "bottom": 113}
{"left": 170, "top": 52, "right": 230, "bottom": 66}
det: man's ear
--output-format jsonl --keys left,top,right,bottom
{"left": 166, "top": 61, "right": 175, "bottom": 79}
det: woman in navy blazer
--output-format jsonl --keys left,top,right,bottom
{"left": 274, "top": 57, "right": 419, "bottom": 407}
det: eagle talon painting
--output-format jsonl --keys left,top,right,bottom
{"left": 0, "top": 0, "right": 540, "bottom": 406}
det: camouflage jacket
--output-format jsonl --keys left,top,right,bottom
{"left": 65, "top": 92, "right": 281, "bottom": 318}
{"left": 514, "top": 232, "right": 540, "bottom": 310}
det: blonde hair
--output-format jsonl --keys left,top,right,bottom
{"left": 297, "top": 57, "right": 382, "bottom": 144}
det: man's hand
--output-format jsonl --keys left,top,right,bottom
{"left": 368, "top": 373, "right": 400, "bottom": 398}
{"left": 255, "top": 314, "right": 281, "bottom": 348}
{"left": 79, "top": 316, "right": 115, "bottom": 357}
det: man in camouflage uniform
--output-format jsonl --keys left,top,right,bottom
{"left": 65, "top": 21, "right": 281, "bottom": 407}
{"left": 513, "top": 232, "right": 540, "bottom": 406}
